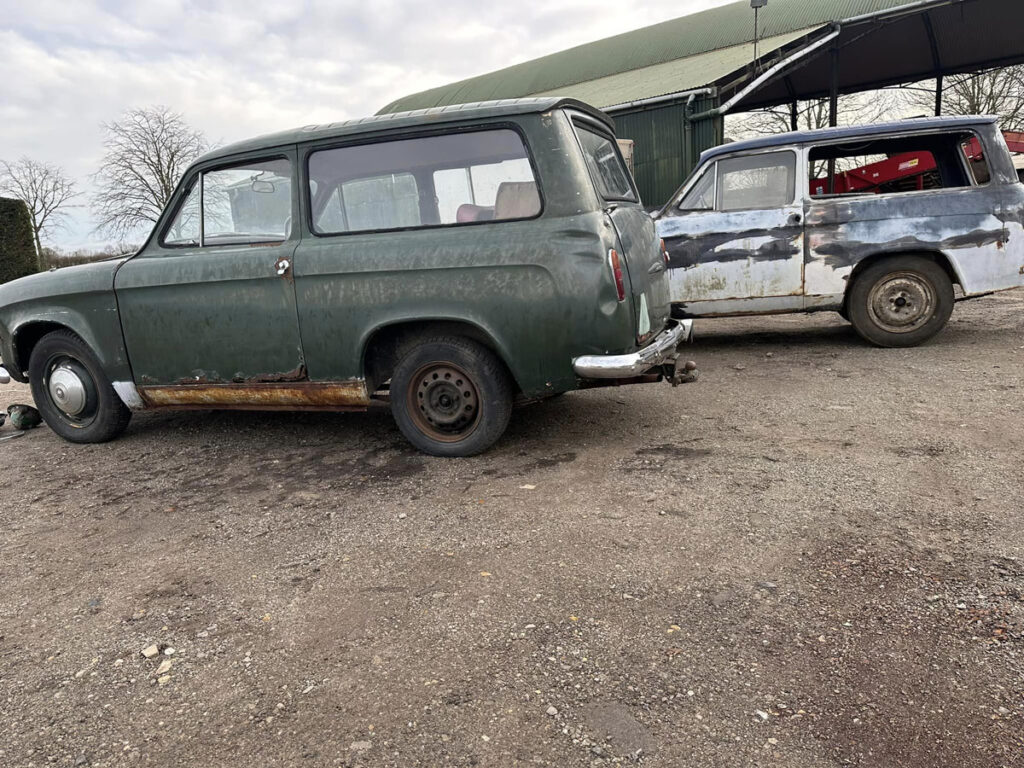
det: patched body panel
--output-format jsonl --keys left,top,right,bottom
{"left": 655, "top": 117, "right": 1024, "bottom": 319}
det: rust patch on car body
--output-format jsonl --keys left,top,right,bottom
{"left": 172, "top": 364, "right": 308, "bottom": 386}
{"left": 138, "top": 379, "right": 372, "bottom": 410}
{"left": 246, "top": 364, "right": 307, "bottom": 384}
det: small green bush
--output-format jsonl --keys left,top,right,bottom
{"left": 0, "top": 197, "right": 37, "bottom": 284}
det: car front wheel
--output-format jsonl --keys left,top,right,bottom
{"left": 847, "top": 255, "right": 954, "bottom": 347}
{"left": 389, "top": 336, "right": 513, "bottom": 457}
{"left": 28, "top": 329, "right": 132, "bottom": 443}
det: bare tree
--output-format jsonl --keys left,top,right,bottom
{"left": 92, "top": 106, "right": 208, "bottom": 239}
{"left": 729, "top": 91, "right": 903, "bottom": 178}
{"left": 731, "top": 90, "right": 902, "bottom": 138}
{"left": 0, "top": 157, "right": 79, "bottom": 268}
{"left": 906, "top": 67, "right": 1024, "bottom": 131}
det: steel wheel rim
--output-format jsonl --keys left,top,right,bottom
{"left": 44, "top": 355, "right": 98, "bottom": 427}
{"left": 867, "top": 271, "right": 936, "bottom": 334}
{"left": 407, "top": 362, "right": 481, "bottom": 443}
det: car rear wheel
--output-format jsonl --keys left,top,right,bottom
{"left": 390, "top": 336, "right": 513, "bottom": 457}
{"left": 28, "top": 329, "right": 131, "bottom": 443}
{"left": 847, "top": 256, "right": 954, "bottom": 347}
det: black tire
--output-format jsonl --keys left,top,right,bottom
{"left": 847, "top": 256, "right": 954, "bottom": 348}
{"left": 390, "top": 336, "right": 513, "bottom": 457}
{"left": 28, "top": 329, "right": 131, "bottom": 443}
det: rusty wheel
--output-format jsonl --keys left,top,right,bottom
{"left": 848, "top": 255, "right": 954, "bottom": 348}
{"left": 390, "top": 336, "right": 513, "bottom": 457}
{"left": 407, "top": 362, "right": 481, "bottom": 442}
{"left": 866, "top": 272, "right": 937, "bottom": 334}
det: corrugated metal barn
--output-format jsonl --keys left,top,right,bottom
{"left": 380, "top": 0, "right": 1024, "bottom": 207}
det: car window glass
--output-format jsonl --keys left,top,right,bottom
{"left": 315, "top": 186, "right": 348, "bottom": 232}
{"left": 201, "top": 158, "right": 292, "bottom": 245}
{"left": 433, "top": 158, "right": 536, "bottom": 224}
{"left": 678, "top": 166, "right": 715, "bottom": 211}
{"left": 309, "top": 129, "right": 540, "bottom": 234}
{"left": 808, "top": 132, "right": 978, "bottom": 197}
{"left": 341, "top": 173, "right": 420, "bottom": 231}
{"left": 574, "top": 125, "right": 636, "bottom": 201}
{"left": 163, "top": 181, "right": 200, "bottom": 246}
{"left": 718, "top": 152, "right": 795, "bottom": 211}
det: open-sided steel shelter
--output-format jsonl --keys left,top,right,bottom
{"left": 379, "top": 0, "right": 1024, "bottom": 207}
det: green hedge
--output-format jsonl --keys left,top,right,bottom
{"left": 0, "top": 197, "right": 37, "bottom": 284}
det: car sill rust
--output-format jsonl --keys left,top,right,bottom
{"left": 138, "top": 379, "right": 372, "bottom": 411}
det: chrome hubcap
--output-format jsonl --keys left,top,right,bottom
{"left": 868, "top": 272, "right": 935, "bottom": 333}
{"left": 49, "top": 365, "right": 88, "bottom": 416}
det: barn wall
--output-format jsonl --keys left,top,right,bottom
{"left": 611, "top": 95, "right": 723, "bottom": 208}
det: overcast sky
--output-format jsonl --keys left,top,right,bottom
{"left": 0, "top": 0, "right": 735, "bottom": 249}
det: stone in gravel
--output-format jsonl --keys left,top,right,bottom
{"left": 734, "top": 364, "right": 746, "bottom": 371}
{"left": 163, "top": 647, "right": 176, "bottom": 656}
{"left": 711, "top": 589, "right": 733, "bottom": 608}
{"left": 349, "top": 741, "right": 372, "bottom": 752}
{"left": 141, "top": 645, "right": 159, "bottom": 659}
{"left": 755, "top": 710, "right": 769, "bottom": 721}
{"left": 155, "top": 659, "right": 172, "bottom": 676}
{"left": 157, "top": 675, "right": 171, "bottom": 685}
{"left": 926, "top": 595, "right": 942, "bottom": 603}
{"left": 547, "top": 705, "right": 558, "bottom": 716}
{"left": 757, "top": 582, "right": 778, "bottom": 591}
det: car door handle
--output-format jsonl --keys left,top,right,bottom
{"left": 788, "top": 213, "right": 802, "bottom": 225}
{"left": 275, "top": 256, "right": 292, "bottom": 277}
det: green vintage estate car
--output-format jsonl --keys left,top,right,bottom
{"left": 0, "top": 98, "right": 695, "bottom": 456}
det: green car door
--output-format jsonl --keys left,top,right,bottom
{"left": 115, "top": 151, "right": 306, "bottom": 400}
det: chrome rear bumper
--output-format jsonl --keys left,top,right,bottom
{"left": 0, "top": 366, "right": 10, "bottom": 385}
{"left": 572, "top": 320, "right": 694, "bottom": 379}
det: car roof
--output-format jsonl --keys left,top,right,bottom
{"left": 198, "top": 98, "right": 612, "bottom": 162}
{"left": 699, "top": 115, "right": 1000, "bottom": 165}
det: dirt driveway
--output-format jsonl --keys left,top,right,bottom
{"left": 1, "top": 294, "right": 1022, "bottom": 768}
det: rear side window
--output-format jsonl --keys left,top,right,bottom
{"left": 809, "top": 131, "right": 982, "bottom": 197}
{"left": 308, "top": 128, "right": 541, "bottom": 234}
{"left": 575, "top": 125, "right": 637, "bottom": 201}
{"left": 718, "top": 152, "right": 796, "bottom": 211}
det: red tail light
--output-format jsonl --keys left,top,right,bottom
{"left": 660, "top": 238, "right": 670, "bottom": 266}
{"left": 608, "top": 249, "right": 626, "bottom": 302}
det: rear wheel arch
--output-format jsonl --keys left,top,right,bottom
{"left": 843, "top": 250, "right": 960, "bottom": 314}
{"left": 361, "top": 319, "right": 521, "bottom": 394}
{"left": 844, "top": 252, "right": 956, "bottom": 347}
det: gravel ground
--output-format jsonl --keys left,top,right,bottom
{"left": 1, "top": 293, "right": 1023, "bottom": 768}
